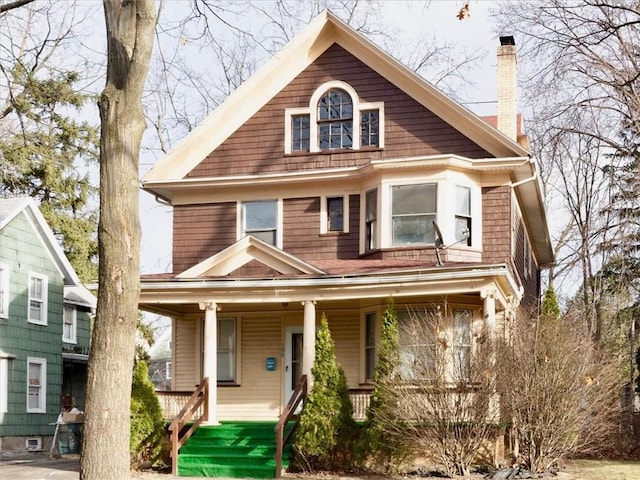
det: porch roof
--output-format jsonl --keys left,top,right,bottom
{"left": 139, "top": 262, "right": 521, "bottom": 317}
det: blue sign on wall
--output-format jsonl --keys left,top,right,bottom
{"left": 266, "top": 357, "right": 277, "bottom": 371}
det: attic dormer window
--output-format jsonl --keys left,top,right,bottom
{"left": 284, "top": 81, "right": 384, "bottom": 154}
{"left": 318, "top": 89, "right": 353, "bottom": 150}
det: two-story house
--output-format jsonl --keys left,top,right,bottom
{"left": 0, "top": 197, "right": 95, "bottom": 454}
{"left": 138, "top": 11, "right": 553, "bottom": 477}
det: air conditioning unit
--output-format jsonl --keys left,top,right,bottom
{"left": 25, "top": 437, "right": 42, "bottom": 451}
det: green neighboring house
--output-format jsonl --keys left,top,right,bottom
{"left": 0, "top": 197, "right": 95, "bottom": 453}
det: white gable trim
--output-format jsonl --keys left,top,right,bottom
{"left": 177, "top": 235, "right": 325, "bottom": 278}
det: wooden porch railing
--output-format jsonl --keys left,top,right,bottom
{"left": 167, "top": 377, "right": 209, "bottom": 476}
{"left": 274, "top": 375, "right": 307, "bottom": 478}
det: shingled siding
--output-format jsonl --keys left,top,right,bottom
{"left": 187, "top": 44, "right": 492, "bottom": 179}
{"left": 482, "top": 186, "right": 512, "bottom": 264}
{"left": 283, "top": 195, "right": 360, "bottom": 260}
{"left": 173, "top": 202, "right": 236, "bottom": 274}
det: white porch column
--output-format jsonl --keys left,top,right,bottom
{"left": 199, "top": 301, "right": 219, "bottom": 425}
{"left": 481, "top": 289, "right": 496, "bottom": 334}
{"left": 302, "top": 300, "right": 316, "bottom": 390}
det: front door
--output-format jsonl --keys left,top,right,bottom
{"left": 284, "top": 326, "right": 304, "bottom": 402}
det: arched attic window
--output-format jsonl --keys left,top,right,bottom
{"left": 284, "top": 81, "right": 384, "bottom": 154}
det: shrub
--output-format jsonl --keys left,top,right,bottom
{"left": 293, "top": 314, "right": 357, "bottom": 471}
{"left": 130, "top": 360, "right": 166, "bottom": 469}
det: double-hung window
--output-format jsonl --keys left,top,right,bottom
{"left": 327, "top": 197, "right": 344, "bottom": 232}
{"left": 217, "top": 318, "right": 236, "bottom": 383}
{"left": 62, "top": 305, "right": 77, "bottom": 343}
{"left": 318, "top": 89, "right": 353, "bottom": 150}
{"left": 242, "top": 201, "right": 277, "bottom": 246}
{"left": 291, "top": 115, "right": 310, "bottom": 152}
{"left": 27, "top": 357, "right": 46, "bottom": 413}
{"left": 455, "top": 186, "right": 472, "bottom": 246}
{"left": 364, "top": 312, "right": 377, "bottom": 382}
{"left": 365, "top": 189, "right": 377, "bottom": 251}
{"left": 28, "top": 273, "right": 48, "bottom": 325}
{"left": 360, "top": 110, "right": 379, "bottom": 147}
{"left": 452, "top": 309, "right": 472, "bottom": 381}
{"left": 391, "top": 184, "right": 437, "bottom": 245}
{"left": 0, "top": 263, "right": 9, "bottom": 319}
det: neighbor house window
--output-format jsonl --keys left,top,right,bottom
{"left": 28, "top": 274, "right": 48, "bottom": 325}
{"left": 242, "top": 200, "right": 278, "bottom": 246}
{"left": 398, "top": 310, "right": 437, "bottom": 381}
{"left": 360, "top": 110, "right": 379, "bottom": 147}
{"left": 455, "top": 186, "right": 472, "bottom": 246}
{"left": 27, "top": 357, "right": 46, "bottom": 413}
{"left": 318, "top": 88, "right": 353, "bottom": 150}
{"left": 453, "top": 309, "right": 472, "bottom": 381}
{"left": 365, "top": 189, "right": 377, "bottom": 251}
{"left": 0, "top": 263, "right": 9, "bottom": 319}
{"left": 291, "top": 114, "right": 310, "bottom": 152}
{"left": 364, "top": 312, "right": 377, "bottom": 382}
{"left": 391, "top": 184, "right": 437, "bottom": 245}
{"left": 62, "top": 305, "right": 76, "bottom": 343}
{"left": 165, "top": 361, "right": 172, "bottom": 380}
{"left": 218, "top": 318, "right": 236, "bottom": 383}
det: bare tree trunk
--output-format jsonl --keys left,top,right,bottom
{"left": 80, "top": 1, "right": 155, "bottom": 479}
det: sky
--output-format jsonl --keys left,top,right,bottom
{"left": 138, "top": 0, "right": 506, "bottom": 275}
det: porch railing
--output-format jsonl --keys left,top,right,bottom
{"left": 274, "top": 374, "right": 307, "bottom": 478}
{"left": 156, "top": 386, "right": 371, "bottom": 422}
{"left": 167, "top": 377, "right": 209, "bottom": 476}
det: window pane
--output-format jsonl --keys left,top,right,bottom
{"left": 327, "top": 197, "right": 344, "bottom": 231}
{"left": 392, "top": 184, "right": 437, "bottom": 215}
{"left": 361, "top": 109, "right": 379, "bottom": 147}
{"left": 393, "top": 214, "right": 436, "bottom": 244}
{"left": 31, "top": 277, "right": 42, "bottom": 299}
{"left": 455, "top": 217, "right": 471, "bottom": 244}
{"left": 29, "top": 301, "right": 42, "bottom": 322}
{"left": 456, "top": 186, "right": 471, "bottom": 215}
{"left": 398, "top": 310, "right": 437, "bottom": 381}
{"left": 218, "top": 318, "right": 235, "bottom": 349}
{"left": 292, "top": 115, "right": 310, "bottom": 152}
{"left": 245, "top": 201, "right": 276, "bottom": 229}
{"left": 217, "top": 352, "right": 234, "bottom": 381}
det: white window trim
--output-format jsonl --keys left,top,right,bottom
{"left": 62, "top": 304, "right": 77, "bottom": 344}
{"left": 320, "top": 195, "right": 350, "bottom": 234}
{"left": 363, "top": 176, "right": 481, "bottom": 254}
{"left": 284, "top": 80, "right": 384, "bottom": 154}
{"left": 236, "top": 199, "right": 283, "bottom": 248}
{"left": 26, "top": 357, "right": 47, "bottom": 413}
{"left": 27, "top": 273, "right": 48, "bottom": 326}
{"left": 361, "top": 310, "right": 379, "bottom": 383}
{"left": 25, "top": 437, "right": 42, "bottom": 451}
{"left": 0, "top": 262, "right": 9, "bottom": 319}
{"left": 165, "top": 361, "right": 172, "bottom": 380}
{"left": 0, "top": 358, "right": 8, "bottom": 413}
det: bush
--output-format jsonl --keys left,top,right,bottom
{"left": 292, "top": 314, "right": 357, "bottom": 471}
{"left": 130, "top": 360, "right": 166, "bottom": 469}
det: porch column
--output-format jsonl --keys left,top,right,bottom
{"left": 481, "top": 289, "right": 496, "bottom": 334}
{"left": 302, "top": 300, "right": 316, "bottom": 390}
{"left": 199, "top": 301, "right": 219, "bottom": 425}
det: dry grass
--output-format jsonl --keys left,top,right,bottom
{"left": 563, "top": 459, "right": 640, "bottom": 480}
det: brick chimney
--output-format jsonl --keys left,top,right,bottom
{"left": 497, "top": 36, "right": 517, "bottom": 141}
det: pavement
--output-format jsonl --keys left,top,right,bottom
{"left": 0, "top": 452, "right": 80, "bottom": 480}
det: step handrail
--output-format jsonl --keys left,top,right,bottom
{"left": 168, "top": 377, "right": 209, "bottom": 475}
{"left": 274, "top": 374, "right": 307, "bottom": 478}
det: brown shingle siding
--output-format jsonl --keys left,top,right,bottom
{"left": 187, "top": 44, "right": 491, "bottom": 179}
{"left": 482, "top": 186, "right": 511, "bottom": 264}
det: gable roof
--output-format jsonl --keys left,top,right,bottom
{"left": 142, "top": 11, "right": 530, "bottom": 187}
{"left": 177, "top": 235, "right": 326, "bottom": 278}
{"left": 0, "top": 197, "right": 96, "bottom": 308}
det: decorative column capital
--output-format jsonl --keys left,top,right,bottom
{"left": 301, "top": 300, "right": 317, "bottom": 307}
{"left": 199, "top": 301, "right": 220, "bottom": 312}
{"left": 480, "top": 288, "right": 497, "bottom": 300}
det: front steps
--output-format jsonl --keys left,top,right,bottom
{"left": 177, "top": 421, "right": 291, "bottom": 478}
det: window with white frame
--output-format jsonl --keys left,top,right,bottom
{"left": 391, "top": 184, "right": 437, "bottom": 245}
{"left": 452, "top": 309, "right": 472, "bottom": 381}
{"left": 320, "top": 195, "right": 349, "bottom": 234}
{"left": 0, "top": 358, "right": 8, "bottom": 413}
{"left": 523, "top": 233, "right": 532, "bottom": 279}
{"left": 27, "top": 357, "right": 46, "bottom": 413}
{"left": 218, "top": 317, "right": 237, "bottom": 383}
{"left": 364, "top": 312, "right": 377, "bottom": 382}
{"left": 165, "top": 361, "right": 172, "bottom": 380}
{"left": 398, "top": 309, "right": 438, "bottom": 381}
{"left": 28, "top": 274, "right": 48, "bottom": 325}
{"left": 365, "top": 189, "right": 377, "bottom": 251}
{"left": 284, "top": 81, "right": 384, "bottom": 154}
{"left": 455, "top": 186, "right": 472, "bottom": 246}
{"left": 0, "top": 263, "right": 9, "bottom": 319}
{"left": 62, "top": 305, "right": 77, "bottom": 343}
{"left": 241, "top": 200, "right": 278, "bottom": 246}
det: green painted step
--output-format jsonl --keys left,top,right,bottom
{"left": 177, "top": 421, "right": 293, "bottom": 478}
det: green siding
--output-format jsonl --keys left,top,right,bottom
{"left": 0, "top": 210, "right": 66, "bottom": 437}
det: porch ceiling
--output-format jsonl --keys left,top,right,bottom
{"left": 139, "top": 263, "right": 520, "bottom": 317}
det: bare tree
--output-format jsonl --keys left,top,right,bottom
{"left": 80, "top": 1, "right": 156, "bottom": 478}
